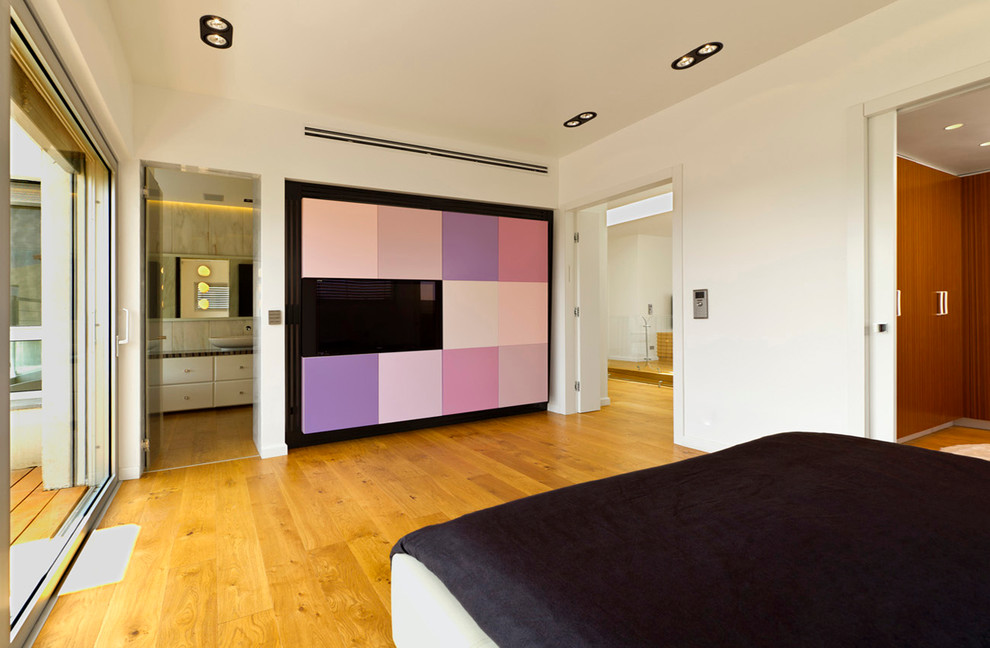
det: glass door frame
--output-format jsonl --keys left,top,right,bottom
{"left": 6, "top": 2, "right": 120, "bottom": 645}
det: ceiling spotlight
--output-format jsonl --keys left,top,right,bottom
{"left": 563, "top": 111, "right": 598, "bottom": 128}
{"left": 200, "top": 15, "right": 233, "bottom": 49}
{"left": 981, "top": 141, "right": 990, "bottom": 147}
{"left": 944, "top": 123, "right": 964, "bottom": 131}
{"left": 671, "top": 42, "right": 723, "bottom": 70}
{"left": 204, "top": 17, "right": 228, "bottom": 31}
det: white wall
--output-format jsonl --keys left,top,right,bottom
{"left": 607, "top": 232, "right": 672, "bottom": 360}
{"left": 129, "top": 84, "right": 557, "bottom": 469}
{"left": 560, "top": 0, "right": 990, "bottom": 451}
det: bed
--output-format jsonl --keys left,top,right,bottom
{"left": 390, "top": 432, "right": 990, "bottom": 647}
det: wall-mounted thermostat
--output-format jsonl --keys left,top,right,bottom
{"left": 693, "top": 289, "right": 708, "bottom": 319}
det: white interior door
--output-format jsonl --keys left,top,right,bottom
{"left": 867, "top": 110, "right": 898, "bottom": 442}
{"left": 575, "top": 206, "right": 605, "bottom": 412}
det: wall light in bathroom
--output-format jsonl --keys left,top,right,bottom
{"left": 197, "top": 264, "right": 211, "bottom": 277}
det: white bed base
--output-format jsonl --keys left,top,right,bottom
{"left": 391, "top": 553, "right": 499, "bottom": 648}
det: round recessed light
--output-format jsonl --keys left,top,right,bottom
{"left": 697, "top": 43, "right": 719, "bottom": 55}
{"left": 206, "top": 33, "right": 228, "bottom": 47}
{"left": 981, "top": 141, "right": 990, "bottom": 147}
{"left": 944, "top": 123, "right": 964, "bottom": 131}
{"left": 675, "top": 56, "right": 695, "bottom": 68}
{"left": 579, "top": 112, "right": 596, "bottom": 120}
{"left": 205, "top": 16, "right": 229, "bottom": 31}
{"left": 565, "top": 120, "right": 581, "bottom": 128}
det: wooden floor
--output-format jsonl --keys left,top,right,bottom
{"left": 903, "top": 425, "right": 990, "bottom": 450}
{"left": 9, "top": 468, "right": 88, "bottom": 546}
{"left": 35, "top": 380, "right": 691, "bottom": 648}
{"left": 149, "top": 406, "right": 258, "bottom": 471}
{"left": 607, "top": 358, "right": 674, "bottom": 386}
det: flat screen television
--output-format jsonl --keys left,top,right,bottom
{"left": 301, "top": 278, "right": 442, "bottom": 356}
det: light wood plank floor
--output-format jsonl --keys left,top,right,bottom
{"left": 9, "top": 467, "right": 87, "bottom": 546}
{"left": 148, "top": 405, "right": 258, "bottom": 472}
{"left": 35, "top": 380, "right": 690, "bottom": 647}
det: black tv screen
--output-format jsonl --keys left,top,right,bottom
{"left": 301, "top": 278, "right": 442, "bottom": 356}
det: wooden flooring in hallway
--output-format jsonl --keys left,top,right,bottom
{"left": 35, "top": 380, "right": 688, "bottom": 647}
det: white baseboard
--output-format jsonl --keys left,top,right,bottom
{"left": 118, "top": 465, "right": 141, "bottom": 481}
{"left": 258, "top": 442, "right": 288, "bottom": 459}
{"left": 600, "top": 397, "right": 611, "bottom": 407}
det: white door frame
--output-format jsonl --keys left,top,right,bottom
{"left": 863, "top": 61, "right": 990, "bottom": 441}
{"left": 558, "top": 166, "right": 684, "bottom": 440}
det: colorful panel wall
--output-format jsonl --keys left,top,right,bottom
{"left": 289, "top": 186, "right": 550, "bottom": 444}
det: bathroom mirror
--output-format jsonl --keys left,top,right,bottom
{"left": 148, "top": 254, "right": 253, "bottom": 320}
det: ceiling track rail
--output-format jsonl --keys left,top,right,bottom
{"left": 303, "top": 126, "right": 549, "bottom": 174}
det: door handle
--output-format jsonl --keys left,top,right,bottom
{"left": 936, "top": 291, "right": 948, "bottom": 316}
{"left": 116, "top": 307, "right": 130, "bottom": 357}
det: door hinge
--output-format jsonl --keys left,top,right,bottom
{"left": 574, "top": 232, "right": 580, "bottom": 243}
{"left": 574, "top": 381, "right": 581, "bottom": 392}
{"left": 574, "top": 306, "right": 580, "bottom": 317}
{"left": 141, "top": 438, "right": 150, "bottom": 451}
{"left": 142, "top": 186, "right": 150, "bottom": 199}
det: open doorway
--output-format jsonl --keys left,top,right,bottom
{"left": 893, "top": 84, "right": 990, "bottom": 453}
{"left": 142, "top": 164, "right": 260, "bottom": 471}
{"left": 568, "top": 169, "right": 683, "bottom": 445}
{"left": 605, "top": 189, "right": 675, "bottom": 392}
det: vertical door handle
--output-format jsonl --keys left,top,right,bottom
{"left": 116, "top": 307, "right": 130, "bottom": 357}
{"left": 896, "top": 290, "right": 901, "bottom": 317}
{"left": 935, "top": 291, "right": 948, "bottom": 316}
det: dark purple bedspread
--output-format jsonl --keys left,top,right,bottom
{"left": 391, "top": 432, "right": 990, "bottom": 647}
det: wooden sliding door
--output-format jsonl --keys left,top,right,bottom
{"left": 896, "top": 157, "right": 963, "bottom": 439}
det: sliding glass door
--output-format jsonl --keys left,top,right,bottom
{"left": 8, "top": 13, "right": 115, "bottom": 641}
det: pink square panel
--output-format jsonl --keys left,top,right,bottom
{"left": 379, "top": 350, "right": 443, "bottom": 423}
{"left": 443, "top": 347, "right": 498, "bottom": 415}
{"left": 301, "top": 198, "right": 378, "bottom": 278}
{"left": 499, "top": 217, "right": 548, "bottom": 282}
{"left": 378, "top": 206, "right": 442, "bottom": 279}
{"left": 443, "top": 281, "right": 499, "bottom": 349}
{"left": 498, "top": 282, "right": 548, "bottom": 346}
{"left": 499, "top": 344, "right": 548, "bottom": 407}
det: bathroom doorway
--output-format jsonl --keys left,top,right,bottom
{"left": 143, "top": 164, "right": 260, "bottom": 471}
{"left": 604, "top": 189, "right": 675, "bottom": 391}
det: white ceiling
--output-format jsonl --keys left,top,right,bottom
{"left": 608, "top": 211, "right": 673, "bottom": 239}
{"left": 898, "top": 84, "right": 990, "bottom": 176}
{"left": 107, "top": 0, "right": 897, "bottom": 158}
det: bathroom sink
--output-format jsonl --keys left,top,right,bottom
{"left": 209, "top": 336, "right": 254, "bottom": 349}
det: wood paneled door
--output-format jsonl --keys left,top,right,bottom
{"left": 896, "top": 157, "right": 964, "bottom": 439}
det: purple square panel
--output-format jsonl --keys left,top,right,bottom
{"left": 302, "top": 354, "right": 378, "bottom": 433}
{"left": 443, "top": 212, "right": 498, "bottom": 280}
{"left": 499, "top": 217, "right": 548, "bottom": 282}
{"left": 499, "top": 343, "right": 549, "bottom": 407}
{"left": 443, "top": 347, "right": 498, "bottom": 415}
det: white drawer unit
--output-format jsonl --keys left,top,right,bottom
{"left": 161, "top": 382, "right": 214, "bottom": 411}
{"left": 214, "top": 379, "right": 253, "bottom": 407}
{"left": 162, "top": 356, "right": 214, "bottom": 385}
{"left": 215, "top": 354, "right": 253, "bottom": 381}
{"left": 160, "top": 353, "right": 253, "bottom": 412}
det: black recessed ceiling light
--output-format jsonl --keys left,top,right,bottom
{"left": 671, "top": 42, "right": 723, "bottom": 70}
{"left": 563, "top": 111, "right": 597, "bottom": 128}
{"left": 200, "top": 15, "right": 233, "bottom": 49}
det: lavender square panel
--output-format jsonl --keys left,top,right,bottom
{"left": 443, "top": 212, "right": 498, "bottom": 280}
{"left": 302, "top": 354, "right": 378, "bottom": 433}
